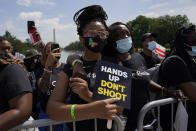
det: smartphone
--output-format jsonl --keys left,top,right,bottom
{"left": 27, "top": 21, "right": 40, "bottom": 46}
{"left": 51, "top": 43, "right": 60, "bottom": 51}
{"left": 51, "top": 43, "right": 60, "bottom": 59}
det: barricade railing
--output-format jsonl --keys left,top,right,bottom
{"left": 137, "top": 97, "right": 184, "bottom": 131}
{"left": 10, "top": 115, "right": 124, "bottom": 131}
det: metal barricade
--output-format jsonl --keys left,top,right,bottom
{"left": 10, "top": 116, "right": 124, "bottom": 131}
{"left": 137, "top": 98, "right": 179, "bottom": 131}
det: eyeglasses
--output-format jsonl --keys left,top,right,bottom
{"left": 84, "top": 30, "right": 109, "bottom": 39}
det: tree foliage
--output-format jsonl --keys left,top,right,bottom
{"left": 1, "top": 31, "right": 40, "bottom": 55}
{"left": 64, "top": 41, "right": 84, "bottom": 51}
{"left": 127, "top": 15, "right": 192, "bottom": 48}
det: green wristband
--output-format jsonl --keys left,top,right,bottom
{"left": 71, "top": 104, "right": 77, "bottom": 120}
{"left": 72, "top": 59, "right": 83, "bottom": 67}
{"left": 72, "top": 60, "right": 76, "bottom": 67}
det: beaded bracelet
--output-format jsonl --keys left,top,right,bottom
{"left": 44, "top": 68, "right": 52, "bottom": 73}
{"left": 71, "top": 104, "right": 77, "bottom": 120}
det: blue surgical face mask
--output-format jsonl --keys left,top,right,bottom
{"left": 187, "top": 46, "right": 196, "bottom": 56}
{"left": 148, "top": 41, "right": 157, "bottom": 51}
{"left": 116, "top": 37, "right": 132, "bottom": 53}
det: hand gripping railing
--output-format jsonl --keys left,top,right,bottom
{"left": 137, "top": 98, "right": 177, "bottom": 131}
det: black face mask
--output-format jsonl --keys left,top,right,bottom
{"left": 83, "top": 36, "right": 107, "bottom": 53}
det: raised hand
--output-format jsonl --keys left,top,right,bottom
{"left": 45, "top": 48, "right": 61, "bottom": 67}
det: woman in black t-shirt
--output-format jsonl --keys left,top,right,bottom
{"left": 159, "top": 25, "right": 196, "bottom": 131}
{"left": 105, "top": 22, "right": 161, "bottom": 131}
{"left": 66, "top": 22, "right": 183, "bottom": 131}
{"left": 46, "top": 5, "right": 119, "bottom": 131}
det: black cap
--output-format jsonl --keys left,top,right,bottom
{"left": 141, "top": 33, "right": 158, "bottom": 42}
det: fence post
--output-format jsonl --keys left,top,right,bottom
{"left": 10, "top": 116, "right": 124, "bottom": 131}
{"left": 137, "top": 98, "right": 177, "bottom": 131}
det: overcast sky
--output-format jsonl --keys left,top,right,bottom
{"left": 0, "top": 0, "right": 196, "bottom": 47}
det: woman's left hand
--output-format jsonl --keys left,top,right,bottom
{"left": 69, "top": 77, "right": 92, "bottom": 101}
{"left": 167, "top": 90, "right": 187, "bottom": 101}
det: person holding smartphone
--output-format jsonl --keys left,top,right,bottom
{"left": 38, "top": 42, "right": 67, "bottom": 131}
{"left": 38, "top": 42, "right": 63, "bottom": 110}
{"left": 27, "top": 22, "right": 45, "bottom": 66}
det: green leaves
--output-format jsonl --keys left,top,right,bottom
{"left": 1, "top": 31, "right": 39, "bottom": 56}
{"left": 64, "top": 41, "right": 84, "bottom": 51}
{"left": 127, "top": 15, "right": 192, "bottom": 48}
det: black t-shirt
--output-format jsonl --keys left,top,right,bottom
{"left": 63, "top": 59, "right": 97, "bottom": 104}
{"left": 31, "top": 67, "right": 44, "bottom": 119}
{"left": 0, "top": 64, "right": 32, "bottom": 114}
{"left": 159, "top": 55, "right": 196, "bottom": 131}
{"left": 40, "top": 63, "right": 65, "bottom": 112}
{"left": 34, "top": 67, "right": 44, "bottom": 82}
{"left": 140, "top": 52, "right": 160, "bottom": 69}
{"left": 122, "top": 52, "right": 147, "bottom": 71}
{"left": 63, "top": 54, "right": 149, "bottom": 131}
{"left": 31, "top": 66, "right": 44, "bottom": 103}
{"left": 118, "top": 53, "right": 151, "bottom": 131}
{"left": 63, "top": 57, "right": 111, "bottom": 131}
{"left": 159, "top": 55, "right": 193, "bottom": 88}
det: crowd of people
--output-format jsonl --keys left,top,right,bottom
{"left": 1, "top": 4, "right": 196, "bottom": 131}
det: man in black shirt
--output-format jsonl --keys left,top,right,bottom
{"left": 0, "top": 53, "right": 32, "bottom": 130}
{"left": 140, "top": 33, "right": 161, "bottom": 69}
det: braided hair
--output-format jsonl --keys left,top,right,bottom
{"left": 73, "top": 5, "right": 108, "bottom": 36}
{"left": 165, "top": 25, "right": 196, "bottom": 78}
{"left": 167, "top": 25, "right": 196, "bottom": 60}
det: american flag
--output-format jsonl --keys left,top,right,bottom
{"left": 153, "top": 43, "right": 166, "bottom": 60}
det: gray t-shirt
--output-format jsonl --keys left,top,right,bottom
{"left": 0, "top": 64, "right": 32, "bottom": 114}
